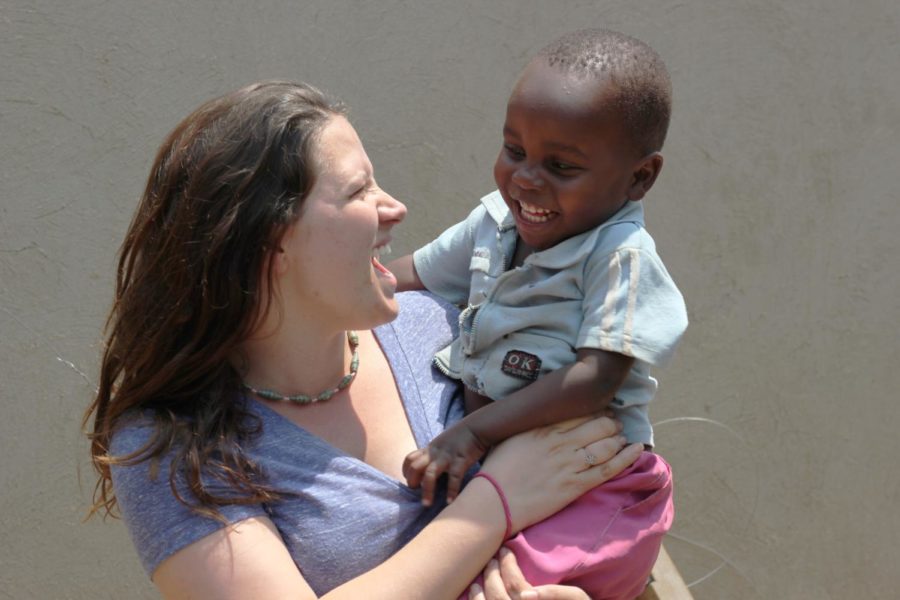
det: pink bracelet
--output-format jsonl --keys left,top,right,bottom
{"left": 472, "top": 471, "right": 512, "bottom": 541}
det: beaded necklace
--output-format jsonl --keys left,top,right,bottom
{"left": 241, "top": 331, "right": 360, "bottom": 404}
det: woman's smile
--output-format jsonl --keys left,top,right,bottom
{"left": 371, "top": 243, "right": 396, "bottom": 284}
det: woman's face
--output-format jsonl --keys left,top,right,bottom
{"left": 276, "top": 116, "right": 407, "bottom": 332}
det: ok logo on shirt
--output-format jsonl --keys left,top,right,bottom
{"left": 501, "top": 350, "right": 542, "bottom": 381}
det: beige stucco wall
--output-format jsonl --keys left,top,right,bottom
{"left": 2, "top": 1, "right": 898, "bottom": 597}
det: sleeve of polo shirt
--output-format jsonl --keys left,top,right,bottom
{"left": 412, "top": 205, "right": 484, "bottom": 306}
{"left": 577, "top": 247, "right": 688, "bottom": 367}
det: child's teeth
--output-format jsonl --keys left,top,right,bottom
{"left": 520, "top": 202, "right": 549, "bottom": 214}
{"left": 519, "top": 201, "right": 552, "bottom": 222}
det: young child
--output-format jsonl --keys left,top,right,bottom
{"left": 390, "top": 28, "right": 689, "bottom": 511}
{"left": 391, "top": 31, "right": 687, "bottom": 598}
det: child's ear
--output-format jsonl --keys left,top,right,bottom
{"left": 626, "top": 152, "right": 663, "bottom": 201}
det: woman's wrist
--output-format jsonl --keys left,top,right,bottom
{"left": 471, "top": 471, "right": 512, "bottom": 540}
{"left": 452, "top": 475, "right": 509, "bottom": 545}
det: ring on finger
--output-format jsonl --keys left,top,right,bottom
{"left": 583, "top": 448, "right": 598, "bottom": 467}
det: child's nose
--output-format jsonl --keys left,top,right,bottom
{"left": 511, "top": 164, "right": 544, "bottom": 190}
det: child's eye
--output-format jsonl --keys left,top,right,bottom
{"left": 504, "top": 144, "right": 525, "bottom": 159}
{"left": 549, "top": 161, "right": 578, "bottom": 174}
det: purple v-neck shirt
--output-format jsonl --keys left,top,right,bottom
{"left": 110, "top": 292, "right": 464, "bottom": 594}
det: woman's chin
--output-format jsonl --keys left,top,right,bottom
{"left": 377, "top": 293, "right": 401, "bottom": 323}
{"left": 354, "top": 291, "right": 400, "bottom": 331}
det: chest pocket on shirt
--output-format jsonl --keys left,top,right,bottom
{"left": 468, "top": 246, "right": 495, "bottom": 307}
{"left": 469, "top": 247, "right": 491, "bottom": 273}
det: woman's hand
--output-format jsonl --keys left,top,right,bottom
{"left": 479, "top": 414, "right": 642, "bottom": 534}
{"left": 466, "top": 548, "right": 589, "bottom": 600}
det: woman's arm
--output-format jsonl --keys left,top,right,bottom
{"left": 154, "top": 416, "right": 641, "bottom": 600}
{"left": 153, "top": 516, "right": 316, "bottom": 599}
{"left": 155, "top": 480, "right": 506, "bottom": 600}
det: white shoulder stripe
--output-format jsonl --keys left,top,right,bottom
{"left": 622, "top": 249, "right": 640, "bottom": 355}
{"left": 601, "top": 252, "right": 621, "bottom": 347}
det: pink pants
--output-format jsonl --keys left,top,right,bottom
{"left": 461, "top": 452, "right": 673, "bottom": 600}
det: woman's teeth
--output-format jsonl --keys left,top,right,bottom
{"left": 372, "top": 244, "right": 393, "bottom": 275}
{"left": 373, "top": 244, "right": 391, "bottom": 260}
{"left": 519, "top": 201, "right": 554, "bottom": 223}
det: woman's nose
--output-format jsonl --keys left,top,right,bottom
{"left": 377, "top": 190, "right": 407, "bottom": 225}
{"left": 510, "top": 164, "right": 544, "bottom": 190}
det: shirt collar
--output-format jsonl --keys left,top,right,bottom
{"left": 528, "top": 201, "right": 644, "bottom": 268}
{"left": 481, "top": 191, "right": 517, "bottom": 230}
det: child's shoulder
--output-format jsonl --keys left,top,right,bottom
{"left": 592, "top": 204, "right": 658, "bottom": 256}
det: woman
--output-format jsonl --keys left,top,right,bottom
{"left": 85, "top": 81, "right": 646, "bottom": 599}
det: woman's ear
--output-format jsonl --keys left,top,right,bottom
{"left": 271, "top": 244, "right": 289, "bottom": 276}
{"left": 626, "top": 152, "right": 664, "bottom": 201}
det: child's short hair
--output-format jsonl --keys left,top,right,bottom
{"left": 538, "top": 28, "right": 672, "bottom": 156}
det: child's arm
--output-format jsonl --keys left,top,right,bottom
{"left": 386, "top": 254, "right": 425, "bottom": 292}
{"left": 403, "top": 348, "right": 635, "bottom": 505}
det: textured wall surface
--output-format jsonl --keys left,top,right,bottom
{"left": 2, "top": 1, "right": 898, "bottom": 597}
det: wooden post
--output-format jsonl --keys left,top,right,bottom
{"left": 635, "top": 545, "right": 694, "bottom": 600}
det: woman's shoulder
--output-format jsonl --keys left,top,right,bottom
{"left": 108, "top": 411, "right": 158, "bottom": 457}
{"left": 109, "top": 412, "right": 267, "bottom": 577}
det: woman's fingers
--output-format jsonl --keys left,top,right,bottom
{"left": 578, "top": 442, "right": 643, "bottom": 485}
{"left": 520, "top": 585, "right": 591, "bottom": 600}
{"left": 468, "top": 582, "right": 486, "bottom": 600}
{"left": 481, "top": 558, "right": 511, "bottom": 599}
{"left": 481, "top": 548, "right": 585, "bottom": 600}
{"left": 555, "top": 415, "right": 622, "bottom": 448}
{"left": 497, "top": 547, "right": 532, "bottom": 596}
{"left": 574, "top": 434, "right": 628, "bottom": 473}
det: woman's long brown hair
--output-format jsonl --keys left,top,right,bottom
{"left": 85, "top": 81, "right": 344, "bottom": 518}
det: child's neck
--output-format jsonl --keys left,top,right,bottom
{"left": 511, "top": 236, "right": 536, "bottom": 268}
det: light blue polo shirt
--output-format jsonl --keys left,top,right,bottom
{"left": 413, "top": 191, "right": 688, "bottom": 446}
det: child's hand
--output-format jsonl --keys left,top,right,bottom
{"left": 402, "top": 422, "right": 490, "bottom": 506}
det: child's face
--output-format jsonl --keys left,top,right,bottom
{"left": 493, "top": 59, "right": 646, "bottom": 251}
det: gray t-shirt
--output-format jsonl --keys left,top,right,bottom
{"left": 110, "top": 291, "right": 464, "bottom": 595}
